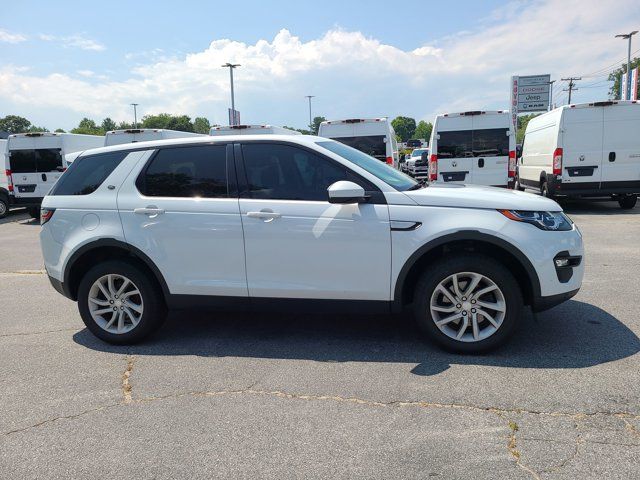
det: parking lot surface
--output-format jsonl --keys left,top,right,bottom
{"left": 1, "top": 202, "right": 639, "bottom": 479}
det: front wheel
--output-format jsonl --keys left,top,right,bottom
{"left": 413, "top": 254, "right": 523, "bottom": 353}
{"left": 77, "top": 260, "right": 167, "bottom": 344}
{"left": 0, "top": 195, "right": 8, "bottom": 219}
{"left": 618, "top": 195, "right": 637, "bottom": 210}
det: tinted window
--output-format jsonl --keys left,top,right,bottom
{"left": 437, "top": 131, "right": 473, "bottom": 158}
{"left": 9, "top": 150, "right": 37, "bottom": 173}
{"left": 472, "top": 128, "right": 509, "bottom": 157}
{"left": 242, "top": 143, "right": 353, "bottom": 201}
{"left": 37, "top": 149, "right": 63, "bottom": 171}
{"left": 51, "top": 151, "right": 128, "bottom": 196}
{"left": 141, "top": 145, "right": 228, "bottom": 198}
{"left": 330, "top": 135, "right": 386, "bottom": 161}
{"left": 316, "top": 140, "right": 418, "bottom": 191}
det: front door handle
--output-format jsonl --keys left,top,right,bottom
{"left": 41, "top": 173, "right": 47, "bottom": 181}
{"left": 247, "top": 210, "right": 282, "bottom": 222}
{"left": 478, "top": 158, "right": 485, "bottom": 168}
{"left": 609, "top": 152, "right": 616, "bottom": 162}
{"left": 134, "top": 207, "right": 165, "bottom": 216}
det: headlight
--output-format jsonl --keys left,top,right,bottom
{"left": 498, "top": 210, "right": 573, "bottom": 231}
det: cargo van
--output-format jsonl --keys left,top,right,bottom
{"left": 5, "top": 132, "right": 104, "bottom": 217}
{"left": 105, "top": 128, "right": 205, "bottom": 146}
{"left": 318, "top": 118, "right": 399, "bottom": 167}
{"left": 209, "top": 125, "right": 301, "bottom": 136}
{"left": 428, "top": 111, "right": 515, "bottom": 187}
{"left": 0, "top": 139, "right": 8, "bottom": 218}
{"left": 517, "top": 101, "right": 639, "bottom": 209}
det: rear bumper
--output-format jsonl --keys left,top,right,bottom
{"left": 531, "top": 288, "right": 580, "bottom": 313}
{"left": 9, "top": 196, "right": 43, "bottom": 207}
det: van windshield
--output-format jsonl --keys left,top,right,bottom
{"left": 328, "top": 135, "right": 387, "bottom": 161}
{"left": 9, "top": 149, "right": 63, "bottom": 173}
{"left": 316, "top": 140, "right": 418, "bottom": 191}
{"left": 437, "top": 129, "right": 509, "bottom": 158}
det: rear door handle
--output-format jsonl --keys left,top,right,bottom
{"left": 247, "top": 211, "right": 282, "bottom": 222}
{"left": 478, "top": 158, "right": 485, "bottom": 168}
{"left": 134, "top": 207, "right": 165, "bottom": 216}
{"left": 41, "top": 173, "right": 47, "bottom": 181}
{"left": 609, "top": 152, "right": 616, "bottom": 162}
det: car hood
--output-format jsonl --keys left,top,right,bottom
{"left": 402, "top": 183, "right": 562, "bottom": 211}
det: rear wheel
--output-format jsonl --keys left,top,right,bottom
{"left": 27, "top": 206, "right": 40, "bottom": 219}
{"left": 77, "top": 260, "right": 167, "bottom": 344}
{"left": 413, "top": 254, "right": 523, "bottom": 353}
{"left": 618, "top": 195, "right": 637, "bottom": 210}
{"left": 0, "top": 195, "right": 8, "bottom": 219}
{"left": 514, "top": 175, "right": 525, "bottom": 191}
{"left": 540, "top": 181, "right": 553, "bottom": 199}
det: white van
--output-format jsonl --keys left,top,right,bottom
{"left": 0, "top": 139, "right": 8, "bottom": 218}
{"left": 105, "top": 129, "right": 205, "bottom": 146}
{"left": 5, "top": 132, "right": 104, "bottom": 216}
{"left": 517, "top": 101, "right": 639, "bottom": 209}
{"left": 428, "top": 111, "right": 515, "bottom": 187}
{"left": 318, "top": 118, "right": 399, "bottom": 167}
{"left": 209, "top": 125, "right": 301, "bottom": 136}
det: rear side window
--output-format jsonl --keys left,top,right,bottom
{"left": 139, "top": 145, "right": 228, "bottom": 198}
{"left": 437, "top": 131, "right": 473, "bottom": 158}
{"left": 472, "top": 128, "right": 509, "bottom": 157}
{"left": 50, "top": 151, "right": 128, "bottom": 196}
{"left": 9, "top": 149, "right": 63, "bottom": 173}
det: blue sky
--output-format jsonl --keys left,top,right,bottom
{"left": 1, "top": 0, "right": 638, "bottom": 130}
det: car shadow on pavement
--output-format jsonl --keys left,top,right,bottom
{"left": 73, "top": 299, "right": 640, "bottom": 376}
{"left": 558, "top": 199, "right": 640, "bottom": 215}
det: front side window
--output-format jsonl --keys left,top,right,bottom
{"left": 50, "top": 151, "right": 128, "bottom": 196}
{"left": 139, "top": 145, "right": 228, "bottom": 198}
{"left": 241, "top": 143, "right": 354, "bottom": 201}
{"left": 316, "top": 140, "right": 418, "bottom": 191}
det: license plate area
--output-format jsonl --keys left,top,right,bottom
{"left": 566, "top": 166, "right": 597, "bottom": 177}
{"left": 441, "top": 171, "right": 468, "bottom": 182}
{"left": 16, "top": 184, "right": 37, "bottom": 193}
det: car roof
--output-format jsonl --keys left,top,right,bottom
{"left": 78, "top": 134, "right": 325, "bottom": 156}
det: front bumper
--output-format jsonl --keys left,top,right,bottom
{"left": 531, "top": 288, "right": 580, "bottom": 313}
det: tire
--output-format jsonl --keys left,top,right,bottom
{"left": 28, "top": 206, "right": 40, "bottom": 219}
{"left": 618, "top": 195, "right": 637, "bottom": 210}
{"left": 413, "top": 254, "right": 524, "bottom": 353}
{"left": 0, "top": 195, "right": 8, "bottom": 219}
{"left": 77, "top": 260, "right": 167, "bottom": 344}
{"left": 540, "top": 181, "right": 553, "bottom": 199}
{"left": 514, "top": 175, "right": 525, "bottom": 191}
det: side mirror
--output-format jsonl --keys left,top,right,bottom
{"left": 327, "top": 181, "right": 367, "bottom": 204}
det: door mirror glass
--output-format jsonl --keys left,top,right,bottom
{"left": 327, "top": 181, "right": 367, "bottom": 204}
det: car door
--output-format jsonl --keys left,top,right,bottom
{"left": 561, "top": 107, "right": 603, "bottom": 189}
{"left": 436, "top": 122, "right": 474, "bottom": 184}
{"left": 117, "top": 143, "right": 248, "bottom": 297}
{"left": 470, "top": 117, "right": 510, "bottom": 187}
{"left": 236, "top": 141, "right": 391, "bottom": 301}
{"left": 601, "top": 103, "right": 640, "bottom": 188}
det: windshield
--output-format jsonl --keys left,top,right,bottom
{"left": 316, "top": 140, "right": 418, "bottom": 191}
{"left": 411, "top": 149, "right": 428, "bottom": 158}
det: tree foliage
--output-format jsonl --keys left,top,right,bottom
{"left": 391, "top": 116, "right": 417, "bottom": 142}
{"left": 193, "top": 117, "right": 211, "bottom": 134}
{"left": 71, "top": 117, "right": 103, "bottom": 135}
{"left": 101, "top": 117, "right": 117, "bottom": 132}
{"left": 516, "top": 114, "right": 539, "bottom": 143}
{"left": 414, "top": 121, "right": 433, "bottom": 142}
{"left": 608, "top": 57, "right": 640, "bottom": 100}
{"left": 141, "top": 113, "right": 195, "bottom": 132}
{"left": 310, "top": 116, "right": 326, "bottom": 135}
{"left": 0, "top": 115, "right": 33, "bottom": 134}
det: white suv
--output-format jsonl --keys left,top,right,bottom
{"left": 40, "top": 135, "right": 584, "bottom": 352}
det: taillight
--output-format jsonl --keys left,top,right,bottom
{"left": 40, "top": 208, "right": 55, "bottom": 225}
{"left": 5, "top": 169, "right": 13, "bottom": 192}
{"left": 428, "top": 154, "right": 438, "bottom": 181}
{"left": 386, "top": 156, "right": 393, "bottom": 165}
{"left": 553, "top": 148, "right": 563, "bottom": 176}
{"left": 508, "top": 151, "right": 516, "bottom": 177}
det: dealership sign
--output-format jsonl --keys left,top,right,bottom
{"left": 510, "top": 74, "right": 551, "bottom": 133}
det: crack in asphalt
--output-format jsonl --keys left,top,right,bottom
{"left": 0, "top": 270, "right": 46, "bottom": 276}
{"left": 0, "top": 327, "right": 80, "bottom": 338}
{"left": 121, "top": 355, "right": 134, "bottom": 404}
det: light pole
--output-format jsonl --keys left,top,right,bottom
{"left": 222, "top": 63, "right": 241, "bottom": 124}
{"left": 305, "top": 95, "right": 315, "bottom": 133}
{"left": 130, "top": 103, "right": 139, "bottom": 128}
{"left": 548, "top": 80, "right": 555, "bottom": 110}
{"left": 615, "top": 31, "right": 638, "bottom": 100}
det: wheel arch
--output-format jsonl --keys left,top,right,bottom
{"left": 63, "top": 238, "right": 170, "bottom": 301}
{"left": 393, "top": 231, "right": 541, "bottom": 312}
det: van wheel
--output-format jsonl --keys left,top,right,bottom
{"left": 540, "top": 181, "right": 553, "bottom": 199}
{"left": 0, "top": 195, "right": 8, "bottom": 219}
{"left": 618, "top": 195, "right": 637, "bottom": 210}
{"left": 514, "top": 175, "right": 525, "bottom": 191}
{"left": 77, "top": 260, "right": 167, "bottom": 344}
{"left": 27, "top": 206, "right": 40, "bottom": 219}
{"left": 413, "top": 254, "right": 523, "bottom": 353}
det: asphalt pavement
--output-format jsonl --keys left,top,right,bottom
{"left": 0, "top": 200, "right": 639, "bottom": 479}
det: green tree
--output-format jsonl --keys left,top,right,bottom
{"left": 516, "top": 114, "right": 539, "bottom": 143}
{"left": 117, "top": 121, "right": 135, "bottom": 130}
{"left": 101, "top": 117, "right": 117, "bottom": 132}
{"left": 54, "top": 128, "right": 66, "bottom": 133}
{"left": 310, "top": 116, "right": 326, "bottom": 135}
{"left": 608, "top": 57, "right": 640, "bottom": 99}
{"left": 414, "top": 121, "right": 433, "bottom": 142}
{"left": 141, "top": 113, "right": 194, "bottom": 132}
{"left": 193, "top": 117, "right": 211, "bottom": 134}
{"left": 27, "top": 125, "right": 49, "bottom": 132}
{"left": 0, "top": 115, "right": 31, "bottom": 133}
{"left": 70, "top": 117, "right": 104, "bottom": 135}
{"left": 391, "top": 116, "right": 417, "bottom": 142}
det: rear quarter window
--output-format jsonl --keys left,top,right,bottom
{"left": 50, "top": 151, "right": 129, "bottom": 195}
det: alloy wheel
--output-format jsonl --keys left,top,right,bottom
{"left": 88, "top": 274, "right": 144, "bottom": 334}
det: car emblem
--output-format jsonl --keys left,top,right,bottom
{"left": 579, "top": 155, "right": 585, "bottom": 161}
{"left": 452, "top": 161, "right": 458, "bottom": 167}
{"left": 23, "top": 176, "right": 27, "bottom": 181}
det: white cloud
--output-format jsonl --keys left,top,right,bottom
{"left": 1, "top": 0, "right": 638, "bottom": 130}
{"left": 76, "top": 70, "right": 95, "bottom": 77}
{"left": 0, "top": 28, "right": 27, "bottom": 43}
{"left": 39, "top": 33, "right": 105, "bottom": 51}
